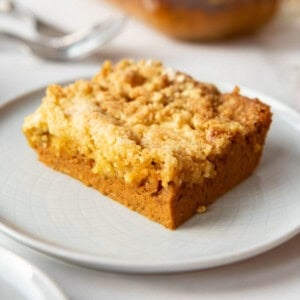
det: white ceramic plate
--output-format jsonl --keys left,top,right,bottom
{"left": 0, "top": 246, "right": 67, "bottom": 300}
{"left": 0, "top": 83, "right": 299, "bottom": 274}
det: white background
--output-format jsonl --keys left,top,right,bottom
{"left": 0, "top": 0, "right": 300, "bottom": 299}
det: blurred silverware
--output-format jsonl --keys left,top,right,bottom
{"left": 0, "top": 0, "right": 127, "bottom": 60}
{"left": 0, "top": 0, "right": 66, "bottom": 36}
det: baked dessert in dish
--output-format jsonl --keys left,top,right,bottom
{"left": 23, "top": 59, "right": 272, "bottom": 229}
{"left": 105, "top": 0, "right": 279, "bottom": 40}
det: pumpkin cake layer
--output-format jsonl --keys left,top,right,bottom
{"left": 23, "top": 59, "right": 272, "bottom": 229}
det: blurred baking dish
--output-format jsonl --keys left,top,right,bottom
{"left": 106, "top": 0, "right": 280, "bottom": 40}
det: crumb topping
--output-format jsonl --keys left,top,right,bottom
{"left": 23, "top": 59, "right": 270, "bottom": 186}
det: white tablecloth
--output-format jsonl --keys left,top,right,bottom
{"left": 0, "top": 1, "right": 299, "bottom": 299}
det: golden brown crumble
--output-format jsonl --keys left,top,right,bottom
{"left": 196, "top": 206, "right": 207, "bottom": 214}
{"left": 23, "top": 59, "right": 269, "bottom": 187}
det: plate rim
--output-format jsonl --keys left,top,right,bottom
{"left": 0, "top": 82, "right": 300, "bottom": 274}
{"left": 0, "top": 246, "right": 67, "bottom": 299}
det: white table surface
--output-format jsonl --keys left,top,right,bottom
{"left": 0, "top": 1, "right": 299, "bottom": 299}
